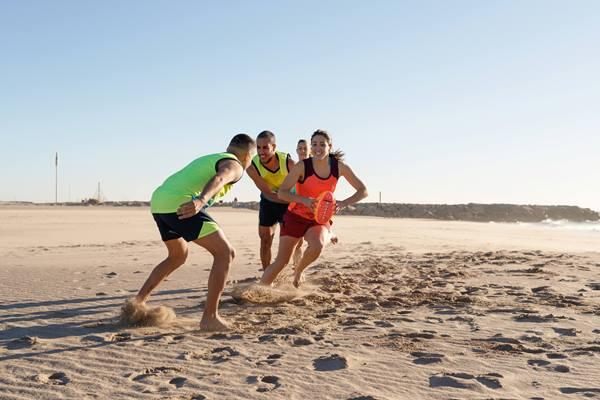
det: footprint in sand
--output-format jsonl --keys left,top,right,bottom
{"left": 7, "top": 336, "right": 39, "bottom": 350}
{"left": 400, "top": 331, "right": 436, "bottom": 340}
{"left": 560, "top": 387, "right": 600, "bottom": 395}
{"left": 586, "top": 283, "right": 600, "bottom": 290}
{"left": 179, "top": 349, "right": 211, "bottom": 361}
{"left": 429, "top": 372, "right": 502, "bottom": 390}
{"left": 256, "top": 353, "right": 283, "bottom": 366}
{"left": 207, "top": 333, "right": 243, "bottom": 341}
{"left": 429, "top": 374, "right": 476, "bottom": 390}
{"left": 552, "top": 327, "right": 578, "bottom": 336}
{"left": 247, "top": 375, "right": 281, "bottom": 392}
{"left": 47, "top": 372, "right": 70, "bottom": 385}
{"left": 514, "top": 314, "right": 559, "bottom": 323}
{"left": 410, "top": 351, "right": 445, "bottom": 365}
{"left": 554, "top": 365, "right": 570, "bottom": 373}
{"left": 292, "top": 337, "right": 315, "bottom": 346}
{"left": 347, "top": 396, "right": 377, "bottom": 400}
{"left": 527, "top": 358, "right": 571, "bottom": 373}
{"left": 107, "top": 332, "right": 132, "bottom": 342}
{"left": 547, "top": 353, "right": 568, "bottom": 359}
{"left": 131, "top": 366, "right": 182, "bottom": 382}
{"left": 313, "top": 354, "right": 349, "bottom": 371}
{"left": 374, "top": 320, "right": 395, "bottom": 328}
{"left": 169, "top": 377, "right": 188, "bottom": 388}
{"left": 211, "top": 346, "right": 240, "bottom": 363}
{"left": 528, "top": 359, "right": 551, "bottom": 367}
{"left": 81, "top": 334, "right": 106, "bottom": 343}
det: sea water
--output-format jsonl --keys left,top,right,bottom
{"left": 517, "top": 219, "right": 600, "bottom": 232}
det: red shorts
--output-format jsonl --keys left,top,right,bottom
{"left": 280, "top": 210, "right": 331, "bottom": 238}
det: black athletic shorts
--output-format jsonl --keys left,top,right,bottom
{"left": 152, "top": 210, "right": 219, "bottom": 242}
{"left": 259, "top": 196, "right": 289, "bottom": 227}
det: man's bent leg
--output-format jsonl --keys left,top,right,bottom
{"left": 136, "top": 238, "right": 188, "bottom": 303}
{"left": 258, "top": 225, "right": 276, "bottom": 269}
{"left": 193, "top": 229, "right": 235, "bottom": 331}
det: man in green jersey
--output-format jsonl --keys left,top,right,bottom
{"left": 133, "top": 133, "right": 255, "bottom": 331}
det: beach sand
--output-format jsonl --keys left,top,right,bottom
{"left": 1, "top": 205, "right": 599, "bottom": 399}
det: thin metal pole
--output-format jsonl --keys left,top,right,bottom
{"left": 55, "top": 152, "right": 58, "bottom": 204}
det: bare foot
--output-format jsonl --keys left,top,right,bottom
{"left": 134, "top": 294, "right": 147, "bottom": 304}
{"left": 293, "top": 271, "right": 305, "bottom": 288}
{"left": 199, "top": 315, "right": 230, "bottom": 332}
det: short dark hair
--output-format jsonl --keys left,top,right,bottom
{"left": 257, "top": 130, "right": 276, "bottom": 141}
{"left": 229, "top": 133, "right": 256, "bottom": 151}
{"left": 297, "top": 139, "right": 307, "bottom": 145}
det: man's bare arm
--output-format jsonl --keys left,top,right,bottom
{"left": 246, "top": 164, "right": 282, "bottom": 203}
{"left": 177, "top": 159, "right": 244, "bottom": 219}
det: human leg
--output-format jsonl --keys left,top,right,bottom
{"left": 258, "top": 225, "right": 276, "bottom": 269}
{"left": 293, "top": 225, "right": 329, "bottom": 287}
{"left": 259, "top": 235, "right": 301, "bottom": 286}
{"left": 136, "top": 238, "right": 188, "bottom": 303}
{"left": 192, "top": 229, "right": 236, "bottom": 331}
{"left": 292, "top": 237, "right": 304, "bottom": 267}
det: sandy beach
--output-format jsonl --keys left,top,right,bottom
{"left": 1, "top": 205, "right": 599, "bottom": 400}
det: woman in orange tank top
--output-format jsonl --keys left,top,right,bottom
{"left": 260, "top": 130, "right": 368, "bottom": 288}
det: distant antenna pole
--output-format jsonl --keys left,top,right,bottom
{"left": 379, "top": 191, "right": 382, "bottom": 204}
{"left": 55, "top": 152, "right": 59, "bottom": 204}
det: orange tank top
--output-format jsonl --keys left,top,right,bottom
{"left": 288, "top": 156, "right": 339, "bottom": 220}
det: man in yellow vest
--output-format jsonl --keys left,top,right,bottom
{"left": 247, "top": 130, "right": 301, "bottom": 269}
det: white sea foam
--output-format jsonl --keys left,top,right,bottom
{"left": 518, "top": 219, "right": 600, "bottom": 232}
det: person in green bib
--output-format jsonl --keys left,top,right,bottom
{"left": 132, "top": 133, "right": 256, "bottom": 332}
{"left": 247, "top": 130, "right": 302, "bottom": 269}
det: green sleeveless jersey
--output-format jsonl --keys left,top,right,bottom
{"left": 150, "top": 152, "right": 240, "bottom": 213}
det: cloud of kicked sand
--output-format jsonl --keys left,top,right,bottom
{"left": 231, "top": 276, "right": 315, "bottom": 304}
{"left": 120, "top": 298, "right": 176, "bottom": 327}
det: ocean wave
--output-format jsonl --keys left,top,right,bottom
{"left": 518, "top": 219, "right": 600, "bottom": 232}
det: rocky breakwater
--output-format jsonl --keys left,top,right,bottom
{"left": 337, "top": 203, "right": 600, "bottom": 222}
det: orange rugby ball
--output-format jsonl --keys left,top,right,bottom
{"left": 314, "top": 191, "right": 336, "bottom": 224}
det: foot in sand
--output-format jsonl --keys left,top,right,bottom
{"left": 199, "top": 315, "right": 229, "bottom": 332}
{"left": 293, "top": 270, "right": 306, "bottom": 288}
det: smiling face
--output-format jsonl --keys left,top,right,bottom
{"left": 256, "top": 137, "right": 276, "bottom": 164}
{"left": 310, "top": 134, "right": 331, "bottom": 160}
{"left": 296, "top": 141, "right": 309, "bottom": 160}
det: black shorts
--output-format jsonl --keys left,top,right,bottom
{"left": 259, "top": 196, "right": 289, "bottom": 227}
{"left": 152, "top": 210, "right": 220, "bottom": 242}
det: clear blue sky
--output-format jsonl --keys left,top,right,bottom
{"left": 1, "top": 1, "right": 599, "bottom": 210}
